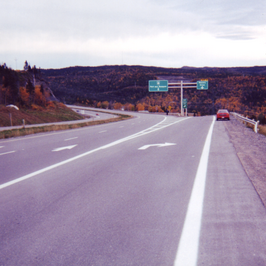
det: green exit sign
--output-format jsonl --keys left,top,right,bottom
{"left": 197, "top": 80, "right": 208, "bottom": 90}
{"left": 183, "top": 98, "right": 187, "bottom": 108}
{"left": 149, "top": 80, "right": 168, "bottom": 92}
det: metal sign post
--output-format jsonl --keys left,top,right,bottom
{"left": 168, "top": 82, "right": 198, "bottom": 116}
{"left": 149, "top": 79, "right": 208, "bottom": 116}
{"left": 181, "top": 81, "right": 183, "bottom": 116}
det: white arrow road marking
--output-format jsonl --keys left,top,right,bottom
{"left": 52, "top": 145, "right": 77, "bottom": 152}
{"left": 0, "top": 151, "right": 16, "bottom": 156}
{"left": 0, "top": 117, "right": 190, "bottom": 190}
{"left": 138, "top": 142, "right": 176, "bottom": 150}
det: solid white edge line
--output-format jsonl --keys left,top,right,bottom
{"left": 174, "top": 116, "right": 215, "bottom": 266}
{"left": 0, "top": 151, "right": 16, "bottom": 156}
{"left": 0, "top": 117, "right": 189, "bottom": 190}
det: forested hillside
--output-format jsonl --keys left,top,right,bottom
{"left": 41, "top": 65, "right": 266, "bottom": 118}
{"left": 0, "top": 62, "right": 84, "bottom": 127}
{"left": 0, "top": 62, "right": 55, "bottom": 109}
{"left": 1, "top": 63, "right": 266, "bottom": 120}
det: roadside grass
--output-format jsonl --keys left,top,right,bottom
{"left": 0, "top": 103, "right": 84, "bottom": 127}
{"left": 245, "top": 123, "right": 266, "bottom": 137}
{"left": 258, "top": 125, "right": 266, "bottom": 137}
{"left": 0, "top": 113, "right": 132, "bottom": 139}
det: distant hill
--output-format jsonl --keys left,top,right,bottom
{"left": 41, "top": 65, "right": 266, "bottom": 116}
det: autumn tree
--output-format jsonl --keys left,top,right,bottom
{"left": 136, "top": 103, "right": 144, "bottom": 111}
{"left": 19, "top": 87, "right": 30, "bottom": 106}
{"left": 124, "top": 103, "right": 135, "bottom": 111}
{"left": 114, "top": 102, "right": 122, "bottom": 110}
{"left": 101, "top": 101, "right": 109, "bottom": 109}
{"left": 34, "top": 85, "right": 46, "bottom": 106}
{"left": 26, "top": 79, "right": 35, "bottom": 104}
{"left": 96, "top": 101, "right": 102, "bottom": 108}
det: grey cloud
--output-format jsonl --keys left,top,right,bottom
{"left": 216, "top": 33, "right": 256, "bottom": 40}
{"left": 1, "top": 0, "right": 265, "bottom": 69}
{"left": 1, "top": 0, "right": 264, "bottom": 42}
{"left": 149, "top": 0, "right": 265, "bottom": 29}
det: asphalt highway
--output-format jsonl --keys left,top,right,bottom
{"left": 1, "top": 113, "right": 266, "bottom": 265}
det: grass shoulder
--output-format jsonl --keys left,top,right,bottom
{"left": 0, "top": 103, "right": 132, "bottom": 139}
{"left": 0, "top": 102, "right": 84, "bottom": 127}
{"left": 258, "top": 125, "right": 266, "bottom": 137}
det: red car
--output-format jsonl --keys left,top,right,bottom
{"left": 216, "top": 109, "right": 230, "bottom": 120}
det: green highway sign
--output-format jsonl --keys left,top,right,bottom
{"left": 197, "top": 80, "right": 208, "bottom": 90}
{"left": 183, "top": 98, "right": 187, "bottom": 108}
{"left": 149, "top": 80, "right": 168, "bottom": 92}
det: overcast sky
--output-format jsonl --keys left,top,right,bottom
{"left": 1, "top": 0, "right": 265, "bottom": 69}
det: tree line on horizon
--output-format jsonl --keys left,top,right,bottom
{"left": 1, "top": 63, "right": 266, "bottom": 121}
{"left": 41, "top": 65, "right": 266, "bottom": 119}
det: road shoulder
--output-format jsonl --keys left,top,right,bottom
{"left": 223, "top": 117, "right": 266, "bottom": 207}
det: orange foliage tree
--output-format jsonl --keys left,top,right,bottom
{"left": 34, "top": 85, "right": 46, "bottom": 106}
{"left": 19, "top": 87, "right": 30, "bottom": 106}
{"left": 114, "top": 102, "right": 122, "bottom": 110}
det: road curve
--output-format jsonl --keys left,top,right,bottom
{"left": 1, "top": 113, "right": 266, "bottom": 265}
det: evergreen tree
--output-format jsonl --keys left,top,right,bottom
{"left": 24, "top": 61, "right": 28, "bottom": 71}
{"left": 26, "top": 79, "right": 34, "bottom": 104}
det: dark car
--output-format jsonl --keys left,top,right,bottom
{"left": 216, "top": 109, "right": 230, "bottom": 120}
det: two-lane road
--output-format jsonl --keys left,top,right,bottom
{"left": 1, "top": 113, "right": 266, "bottom": 265}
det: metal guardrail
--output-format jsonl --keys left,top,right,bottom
{"left": 231, "top": 112, "right": 260, "bottom": 133}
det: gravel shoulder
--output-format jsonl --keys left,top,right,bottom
{"left": 223, "top": 117, "right": 266, "bottom": 207}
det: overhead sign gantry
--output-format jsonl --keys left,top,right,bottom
{"left": 149, "top": 79, "right": 208, "bottom": 116}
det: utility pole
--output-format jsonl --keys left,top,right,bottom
{"left": 180, "top": 80, "right": 183, "bottom": 116}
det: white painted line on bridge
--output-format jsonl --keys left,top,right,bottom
{"left": 174, "top": 116, "right": 215, "bottom": 266}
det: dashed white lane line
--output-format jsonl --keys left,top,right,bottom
{"left": 0, "top": 151, "right": 16, "bottom": 156}
{"left": 174, "top": 116, "right": 215, "bottom": 266}
{"left": 64, "top": 137, "right": 78, "bottom": 141}
{"left": 99, "top": 130, "right": 107, "bottom": 133}
{"left": 52, "top": 145, "right": 77, "bottom": 152}
{"left": 0, "top": 117, "right": 189, "bottom": 190}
